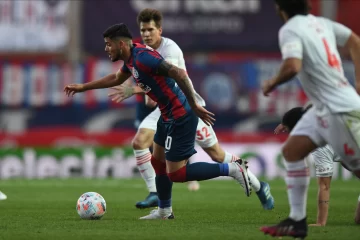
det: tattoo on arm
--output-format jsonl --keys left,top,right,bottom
{"left": 157, "top": 60, "right": 173, "bottom": 76}
{"left": 319, "top": 200, "right": 329, "bottom": 204}
{"left": 157, "top": 60, "right": 196, "bottom": 106}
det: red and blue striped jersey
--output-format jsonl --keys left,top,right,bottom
{"left": 121, "top": 43, "right": 191, "bottom": 121}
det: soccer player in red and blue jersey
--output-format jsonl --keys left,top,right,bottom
{"left": 64, "top": 23, "right": 251, "bottom": 219}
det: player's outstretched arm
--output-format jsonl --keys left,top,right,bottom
{"left": 262, "top": 29, "right": 302, "bottom": 96}
{"left": 157, "top": 60, "right": 215, "bottom": 126}
{"left": 262, "top": 58, "right": 302, "bottom": 96}
{"left": 64, "top": 70, "right": 131, "bottom": 97}
{"left": 344, "top": 32, "right": 360, "bottom": 94}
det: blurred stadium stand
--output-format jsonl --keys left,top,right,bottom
{"left": 0, "top": 0, "right": 357, "bottom": 179}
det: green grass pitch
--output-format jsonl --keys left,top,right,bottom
{"left": 0, "top": 179, "right": 359, "bottom": 240}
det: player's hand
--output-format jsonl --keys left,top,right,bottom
{"left": 108, "top": 85, "right": 134, "bottom": 103}
{"left": 192, "top": 104, "right": 215, "bottom": 126}
{"left": 308, "top": 223, "right": 325, "bottom": 227}
{"left": 262, "top": 79, "right": 277, "bottom": 96}
{"left": 64, "top": 84, "right": 86, "bottom": 97}
{"left": 274, "top": 124, "right": 288, "bottom": 134}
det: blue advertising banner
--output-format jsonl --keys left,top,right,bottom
{"left": 82, "top": 0, "right": 283, "bottom": 54}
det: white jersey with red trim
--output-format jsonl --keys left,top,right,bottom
{"left": 279, "top": 14, "right": 360, "bottom": 113}
{"left": 156, "top": 37, "right": 206, "bottom": 106}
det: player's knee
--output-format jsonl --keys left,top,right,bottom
{"left": 132, "top": 137, "right": 144, "bottom": 150}
{"left": 282, "top": 144, "right": 305, "bottom": 162}
{"left": 282, "top": 145, "right": 297, "bottom": 162}
{"left": 167, "top": 167, "right": 187, "bottom": 182}
{"left": 132, "top": 133, "right": 151, "bottom": 150}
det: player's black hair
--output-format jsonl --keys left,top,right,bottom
{"left": 103, "top": 23, "right": 133, "bottom": 40}
{"left": 282, "top": 104, "right": 312, "bottom": 131}
{"left": 274, "top": 0, "right": 310, "bottom": 18}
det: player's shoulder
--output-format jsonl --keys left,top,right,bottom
{"left": 280, "top": 14, "right": 318, "bottom": 34}
{"left": 161, "top": 37, "right": 183, "bottom": 54}
{"left": 279, "top": 15, "right": 304, "bottom": 34}
{"left": 133, "top": 43, "right": 150, "bottom": 53}
{"left": 133, "top": 43, "right": 160, "bottom": 58}
{"left": 279, "top": 22, "right": 297, "bottom": 39}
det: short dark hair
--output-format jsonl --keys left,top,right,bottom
{"left": 274, "top": 0, "right": 310, "bottom": 18}
{"left": 103, "top": 23, "right": 133, "bottom": 39}
{"left": 137, "top": 8, "right": 163, "bottom": 28}
{"left": 282, "top": 107, "right": 305, "bottom": 131}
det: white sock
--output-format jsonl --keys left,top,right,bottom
{"left": 159, "top": 207, "right": 172, "bottom": 216}
{"left": 224, "top": 151, "right": 238, "bottom": 163}
{"left": 134, "top": 149, "right": 156, "bottom": 193}
{"left": 228, "top": 162, "right": 238, "bottom": 176}
{"left": 284, "top": 160, "right": 310, "bottom": 221}
{"left": 247, "top": 170, "right": 261, "bottom": 192}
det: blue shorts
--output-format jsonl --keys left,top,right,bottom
{"left": 154, "top": 111, "right": 198, "bottom": 162}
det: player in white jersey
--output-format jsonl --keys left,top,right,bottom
{"left": 108, "top": 8, "right": 274, "bottom": 211}
{"left": 260, "top": 0, "right": 360, "bottom": 238}
{"left": 274, "top": 106, "right": 360, "bottom": 227}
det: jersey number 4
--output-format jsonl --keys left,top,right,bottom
{"left": 322, "top": 38, "right": 341, "bottom": 71}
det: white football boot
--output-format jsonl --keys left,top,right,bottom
{"left": 229, "top": 159, "right": 252, "bottom": 197}
{"left": 139, "top": 207, "right": 174, "bottom": 220}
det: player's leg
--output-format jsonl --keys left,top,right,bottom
{"left": 133, "top": 108, "right": 160, "bottom": 209}
{"left": 140, "top": 118, "right": 174, "bottom": 219}
{"left": 352, "top": 170, "right": 360, "bottom": 224}
{"left": 261, "top": 108, "right": 322, "bottom": 239}
{"left": 196, "top": 120, "right": 274, "bottom": 209}
{"left": 318, "top": 111, "right": 360, "bottom": 226}
{"left": 338, "top": 161, "right": 360, "bottom": 222}
{"left": 163, "top": 111, "right": 251, "bottom": 196}
{"left": 355, "top": 193, "right": 360, "bottom": 224}
{"left": 308, "top": 147, "right": 334, "bottom": 226}
{"left": 0, "top": 191, "right": 7, "bottom": 201}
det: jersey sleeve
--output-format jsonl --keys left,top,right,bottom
{"left": 120, "top": 64, "right": 130, "bottom": 74}
{"left": 136, "top": 50, "right": 164, "bottom": 74}
{"left": 279, "top": 28, "right": 303, "bottom": 60}
{"left": 329, "top": 20, "right": 352, "bottom": 47}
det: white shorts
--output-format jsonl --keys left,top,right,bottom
{"left": 291, "top": 107, "right": 360, "bottom": 171}
{"left": 309, "top": 145, "right": 341, "bottom": 177}
{"left": 138, "top": 107, "right": 218, "bottom": 148}
{"left": 138, "top": 108, "right": 160, "bottom": 131}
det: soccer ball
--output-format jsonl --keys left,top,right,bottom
{"left": 76, "top": 192, "right": 106, "bottom": 220}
